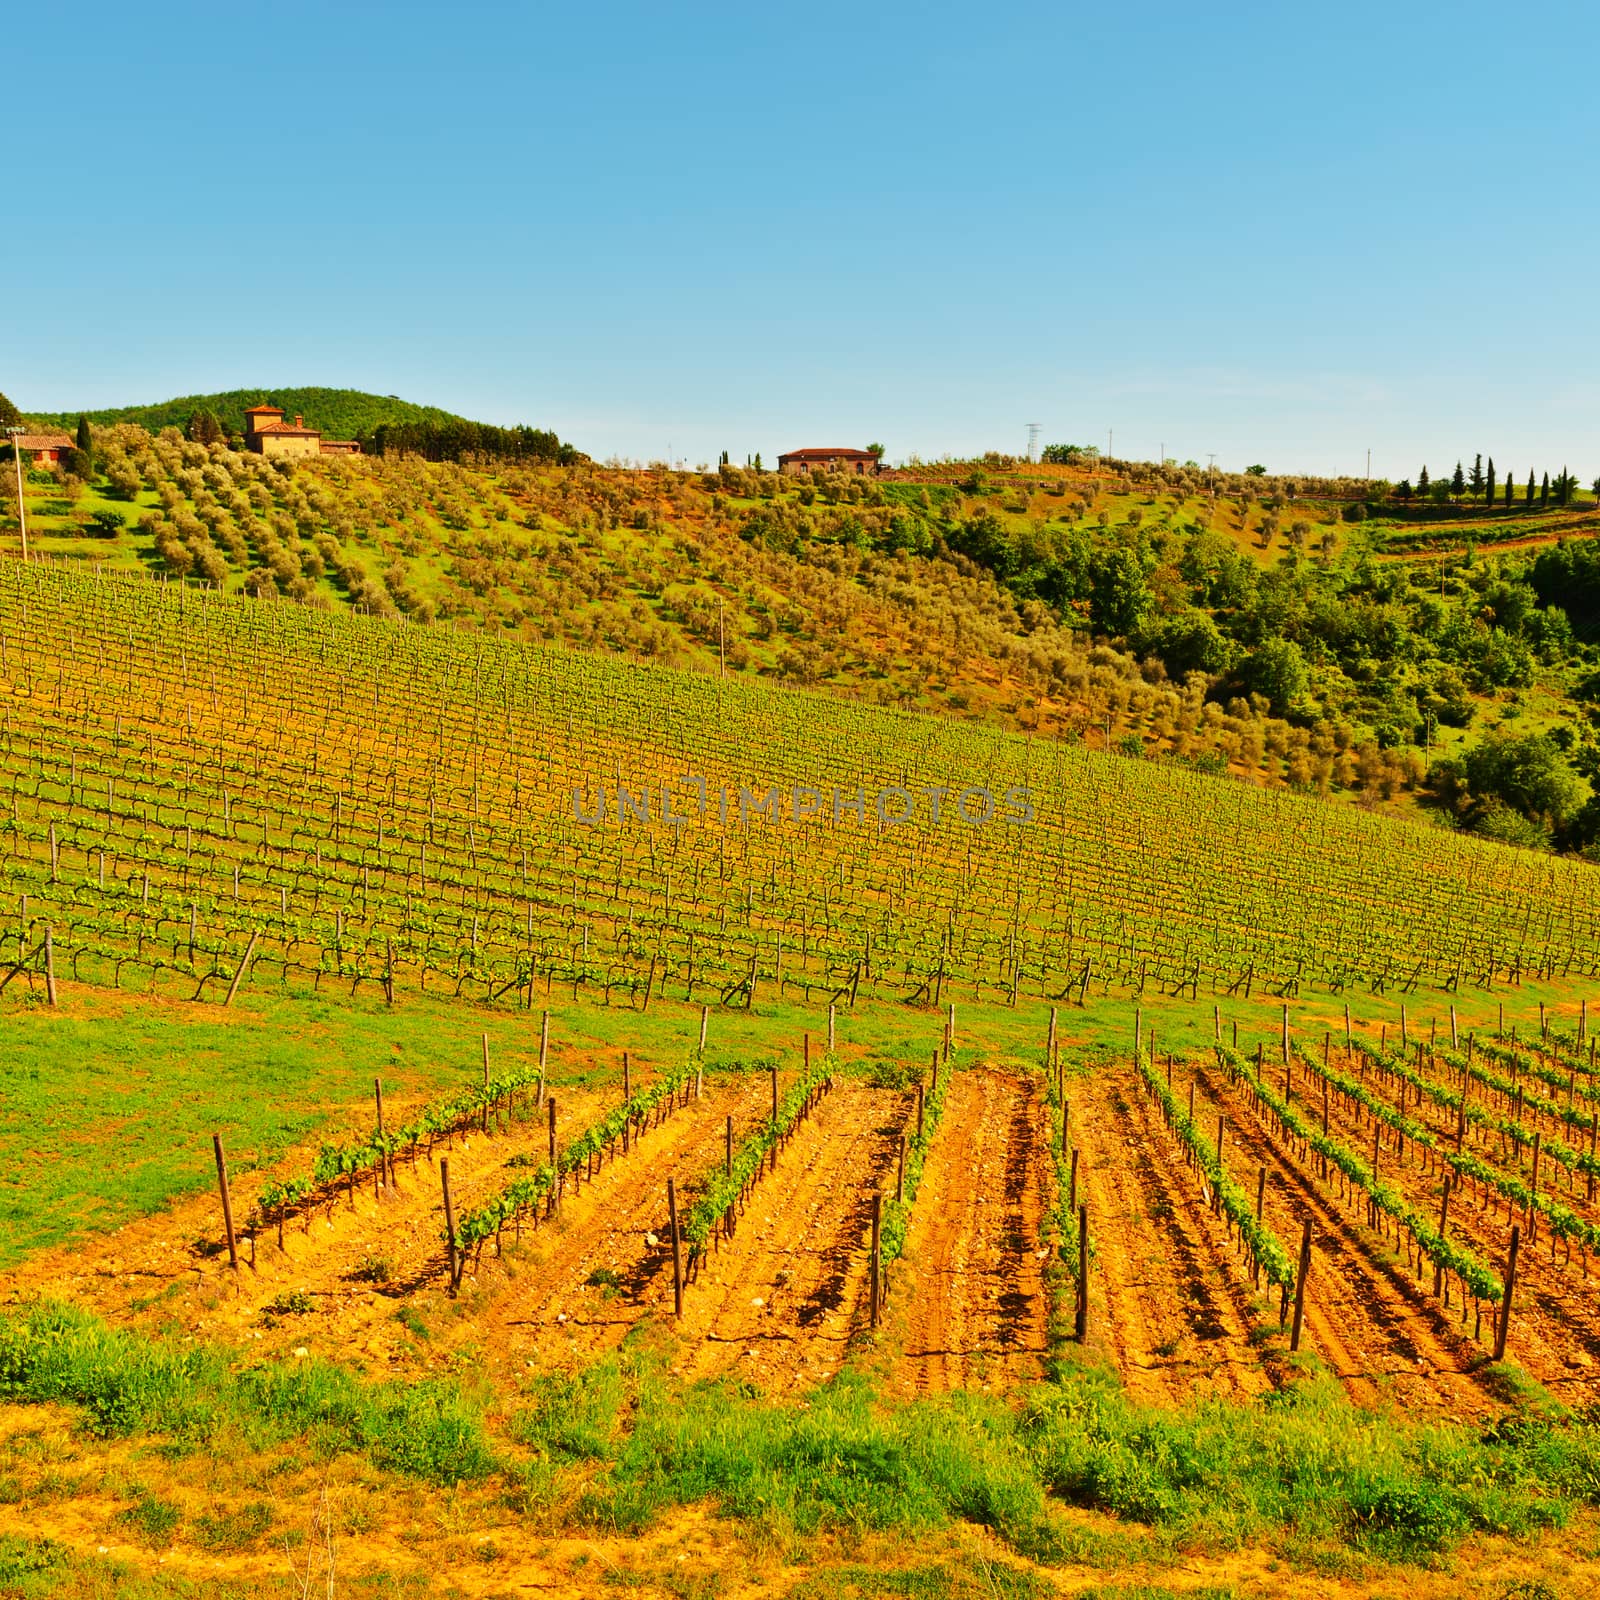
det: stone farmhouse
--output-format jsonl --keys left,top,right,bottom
{"left": 777, "top": 446, "right": 881, "bottom": 476}
{"left": 12, "top": 432, "right": 74, "bottom": 467}
{"left": 244, "top": 405, "right": 362, "bottom": 458}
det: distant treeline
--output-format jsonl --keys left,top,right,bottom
{"left": 365, "top": 419, "right": 583, "bottom": 465}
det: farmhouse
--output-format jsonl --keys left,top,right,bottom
{"left": 243, "top": 405, "right": 362, "bottom": 458}
{"left": 11, "top": 432, "right": 74, "bottom": 468}
{"left": 778, "top": 446, "right": 881, "bottom": 476}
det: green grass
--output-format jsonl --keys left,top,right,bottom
{"left": 7, "top": 1300, "right": 1597, "bottom": 1571}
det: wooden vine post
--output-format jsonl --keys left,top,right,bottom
{"left": 668, "top": 1177, "right": 683, "bottom": 1317}
{"left": 1074, "top": 1204, "right": 1089, "bottom": 1340}
{"left": 1494, "top": 1225, "right": 1521, "bottom": 1361}
{"left": 869, "top": 1191, "right": 882, "bottom": 1328}
{"left": 441, "top": 1157, "right": 459, "bottom": 1295}
{"left": 1433, "top": 1178, "right": 1453, "bottom": 1296}
{"left": 212, "top": 1133, "right": 237, "bottom": 1269}
{"left": 1290, "top": 1218, "right": 1311, "bottom": 1352}
{"left": 548, "top": 1098, "right": 559, "bottom": 1213}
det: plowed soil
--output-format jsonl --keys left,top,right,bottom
{"left": 1293, "top": 1046, "right": 1600, "bottom": 1405}
{"left": 1189, "top": 1055, "right": 1495, "bottom": 1416}
{"left": 0, "top": 1070, "right": 775, "bottom": 1385}
{"left": 1075, "top": 1064, "right": 1275, "bottom": 1403}
{"left": 676, "top": 1079, "right": 908, "bottom": 1392}
{"left": 889, "top": 1068, "right": 1053, "bottom": 1394}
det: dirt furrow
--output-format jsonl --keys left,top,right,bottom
{"left": 1309, "top": 1055, "right": 1600, "bottom": 1400}
{"left": 1076, "top": 1065, "right": 1271, "bottom": 1402}
{"left": 460, "top": 1076, "right": 778, "bottom": 1375}
{"left": 676, "top": 1080, "right": 906, "bottom": 1393}
{"left": 1194, "top": 1058, "right": 1492, "bottom": 1415}
{"left": 890, "top": 1069, "right": 1052, "bottom": 1394}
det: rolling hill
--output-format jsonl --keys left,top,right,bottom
{"left": 28, "top": 385, "right": 473, "bottom": 442}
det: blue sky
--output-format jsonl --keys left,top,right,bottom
{"left": 7, "top": 1, "right": 1598, "bottom": 478}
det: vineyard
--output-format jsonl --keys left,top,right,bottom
{"left": 0, "top": 560, "right": 1596, "bottom": 1049}
{"left": 16, "top": 994, "right": 1600, "bottom": 1416}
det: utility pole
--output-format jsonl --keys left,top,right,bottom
{"left": 1107, "top": 427, "right": 1113, "bottom": 459}
{"left": 1365, "top": 448, "right": 1371, "bottom": 482}
{"left": 1206, "top": 453, "right": 1217, "bottom": 489}
{"left": 5, "top": 428, "right": 26, "bottom": 562}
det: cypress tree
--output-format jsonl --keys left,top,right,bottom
{"left": 1485, "top": 456, "right": 1496, "bottom": 508}
{"left": 1541, "top": 471, "right": 1550, "bottom": 506}
{"left": 74, "top": 414, "right": 92, "bottom": 455}
{"left": 1418, "top": 465, "right": 1430, "bottom": 495}
{"left": 1505, "top": 473, "right": 1514, "bottom": 507}
{"left": 1451, "top": 461, "right": 1466, "bottom": 498}
{"left": 1470, "top": 453, "right": 1484, "bottom": 497}
{"left": 1526, "top": 469, "right": 1536, "bottom": 505}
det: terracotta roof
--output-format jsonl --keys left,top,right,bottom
{"left": 244, "top": 404, "right": 285, "bottom": 416}
{"left": 13, "top": 433, "right": 74, "bottom": 450}
{"left": 252, "top": 419, "right": 321, "bottom": 436}
{"left": 778, "top": 446, "right": 879, "bottom": 460}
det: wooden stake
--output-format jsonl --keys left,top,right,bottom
{"left": 223, "top": 929, "right": 258, "bottom": 1008}
{"left": 726, "top": 1114, "right": 733, "bottom": 1177}
{"left": 828, "top": 1003, "right": 836, "bottom": 1053}
{"left": 896, "top": 1136, "right": 906, "bottom": 1202}
{"left": 1494, "top": 1225, "right": 1521, "bottom": 1360}
{"left": 212, "top": 1133, "right": 237, "bottom": 1269}
{"left": 538, "top": 1010, "right": 550, "bottom": 1104}
{"left": 623, "top": 1051, "right": 631, "bottom": 1099}
{"left": 1074, "top": 1205, "right": 1089, "bottom": 1340}
{"left": 869, "top": 1191, "right": 882, "bottom": 1327}
{"left": 375, "top": 1077, "right": 388, "bottom": 1186}
{"left": 548, "top": 1098, "right": 559, "bottom": 1212}
{"left": 668, "top": 1177, "right": 683, "bottom": 1317}
{"left": 441, "top": 1158, "right": 459, "bottom": 1293}
{"left": 43, "top": 928, "right": 55, "bottom": 1007}
{"left": 770, "top": 1065, "right": 779, "bottom": 1121}
{"left": 1433, "top": 1178, "right": 1452, "bottom": 1296}
{"left": 1290, "top": 1218, "right": 1311, "bottom": 1352}
{"left": 1069, "top": 1147, "right": 1078, "bottom": 1214}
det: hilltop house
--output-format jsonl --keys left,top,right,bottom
{"left": 777, "top": 446, "right": 881, "bottom": 476}
{"left": 11, "top": 432, "right": 74, "bottom": 468}
{"left": 243, "top": 405, "right": 362, "bottom": 458}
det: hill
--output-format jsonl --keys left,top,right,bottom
{"left": 28, "top": 385, "right": 471, "bottom": 442}
{"left": 2, "top": 557, "right": 1600, "bottom": 1591}
{"left": 8, "top": 428, "right": 1600, "bottom": 849}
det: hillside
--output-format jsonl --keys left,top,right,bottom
{"left": 8, "top": 426, "right": 1600, "bottom": 850}
{"left": 28, "top": 385, "right": 471, "bottom": 443}
{"left": 4, "top": 557, "right": 1600, "bottom": 1591}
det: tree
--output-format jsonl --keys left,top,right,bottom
{"left": 74, "top": 414, "right": 92, "bottom": 456}
{"left": 1526, "top": 469, "right": 1536, "bottom": 505}
{"left": 1240, "top": 638, "right": 1307, "bottom": 715}
{"left": 1541, "top": 471, "right": 1550, "bottom": 507}
{"left": 1244, "top": 463, "right": 1267, "bottom": 476}
{"left": 1418, "top": 465, "right": 1430, "bottom": 495}
{"left": 1485, "top": 456, "right": 1496, "bottom": 508}
{"left": 1470, "top": 453, "right": 1484, "bottom": 497}
{"left": 185, "top": 408, "right": 225, "bottom": 446}
{"left": 1462, "top": 730, "right": 1586, "bottom": 831}
{"left": 1505, "top": 473, "right": 1514, "bottom": 507}
{"left": 1396, "top": 478, "right": 1413, "bottom": 501}
{"left": 1144, "top": 610, "right": 1230, "bottom": 677}
{"left": 866, "top": 442, "right": 885, "bottom": 458}
{"left": 1450, "top": 461, "right": 1466, "bottom": 498}
{"left": 0, "top": 392, "right": 19, "bottom": 429}
{"left": 1087, "top": 547, "right": 1150, "bottom": 636}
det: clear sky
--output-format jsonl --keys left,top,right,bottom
{"left": 6, "top": 1, "right": 1598, "bottom": 479}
